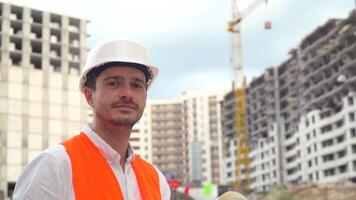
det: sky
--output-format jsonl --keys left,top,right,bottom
{"left": 2, "top": 0, "right": 355, "bottom": 99}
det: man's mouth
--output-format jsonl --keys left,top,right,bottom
{"left": 112, "top": 103, "right": 138, "bottom": 110}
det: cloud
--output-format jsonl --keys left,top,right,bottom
{"left": 3, "top": 0, "right": 354, "bottom": 99}
{"left": 240, "top": 0, "right": 354, "bottom": 79}
{"left": 149, "top": 68, "right": 232, "bottom": 99}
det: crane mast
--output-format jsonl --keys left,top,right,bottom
{"left": 228, "top": 0, "right": 244, "bottom": 88}
{"left": 227, "top": 0, "right": 266, "bottom": 191}
{"left": 227, "top": 0, "right": 265, "bottom": 87}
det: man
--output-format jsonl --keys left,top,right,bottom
{"left": 13, "top": 39, "right": 171, "bottom": 200}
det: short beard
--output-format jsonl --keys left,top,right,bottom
{"left": 110, "top": 118, "right": 136, "bottom": 127}
{"left": 95, "top": 110, "right": 143, "bottom": 128}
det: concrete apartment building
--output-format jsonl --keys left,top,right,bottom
{"left": 284, "top": 10, "right": 356, "bottom": 185}
{"left": 277, "top": 51, "right": 302, "bottom": 187}
{"left": 225, "top": 10, "right": 356, "bottom": 192}
{"left": 221, "top": 68, "right": 283, "bottom": 192}
{"left": 220, "top": 90, "right": 238, "bottom": 185}
{"left": 0, "top": 2, "right": 87, "bottom": 198}
{"left": 149, "top": 100, "right": 185, "bottom": 181}
{"left": 246, "top": 67, "right": 283, "bottom": 192}
{"left": 220, "top": 88, "right": 250, "bottom": 190}
{"left": 182, "top": 90, "right": 225, "bottom": 186}
{"left": 134, "top": 93, "right": 226, "bottom": 186}
{"left": 130, "top": 108, "right": 152, "bottom": 162}
{"left": 130, "top": 100, "right": 186, "bottom": 182}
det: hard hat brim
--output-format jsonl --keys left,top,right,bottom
{"left": 79, "top": 61, "right": 158, "bottom": 93}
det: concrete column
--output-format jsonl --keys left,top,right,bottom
{"left": 79, "top": 19, "right": 87, "bottom": 71}
{"left": 41, "top": 12, "right": 50, "bottom": 71}
{"left": 0, "top": 3, "right": 11, "bottom": 199}
{"left": 1, "top": 3, "right": 10, "bottom": 67}
{"left": 60, "top": 16, "right": 69, "bottom": 140}
{"left": 41, "top": 12, "right": 50, "bottom": 149}
{"left": 21, "top": 7, "right": 31, "bottom": 68}
{"left": 61, "top": 16, "right": 69, "bottom": 75}
{"left": 21, "top": 6, "right": 31, "bottom": 166}
{"left": 79, "top": 19, "right": 88, "bottom": 125}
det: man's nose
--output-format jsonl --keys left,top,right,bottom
{"left": 119, "top": 84, "right": 133, "bottom": 99}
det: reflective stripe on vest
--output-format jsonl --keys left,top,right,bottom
{"left": 62, "top": 133, "right": 162, "bottom": 200}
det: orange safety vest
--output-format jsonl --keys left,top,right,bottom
{"left": 62, "top": 133, "right": 162, "bottom": 200}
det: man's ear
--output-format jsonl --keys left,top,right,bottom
{"left": 83, "top": 87, "right": 94, "bottom": 107}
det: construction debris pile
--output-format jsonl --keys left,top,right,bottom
{"left": 252, "top": 181, "right": 356, "bottom": 200}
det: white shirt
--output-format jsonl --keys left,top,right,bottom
{"left": 13, "top": 125, "right": 171, "bottom": 200}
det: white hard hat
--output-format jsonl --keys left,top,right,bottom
{"left": 217, "top": 191, "right": 247, "bottom": 200}
{"left": 79, "top": 39, "right": 159, "bottom": 93}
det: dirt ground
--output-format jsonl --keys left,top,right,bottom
{"left": 255, "top": 182, "right": 356, "bottom": 200}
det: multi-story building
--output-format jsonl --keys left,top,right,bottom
{"left": 291, "top": 96, "right": 356, "bottom": 184}
{"left": 221, "top": 68, "right": 283, "bottom": 192}
{"left": 246, "top": 67, "right": 283, "bottom": 192}
{"left": 130, "top": 100, "right": 186, "bottom": 182}
{"left": 182, "top": 90, "right": 225, "bottom": 186}
{"left": 222, "top": 9, "right": 356, "bottom": 193}
{"left": 149, "top": 100, "right": 185, "bottom": 181}
{"left": 284, "top": 10, "right": 356, "bottom": 185}
{"left": 220, "top": 90, "right": 237, "bottom": 185}
{"left": 0, "top": 2, "right": 87, "bottom": 199}
{"left": 130, "top": 108, "right": 152, "bottom": 162}
{"left": 277, "top": 52, "right": 302, "bottom": 186}
{"left": 220, "top": 87, "right": 251, "bottom": 191}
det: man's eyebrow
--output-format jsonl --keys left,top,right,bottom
{"left": 132, "top": 77, "right": 146, "bottom": 84}
{"left": 102, "top": 76, "right": 145, "bottom": 84}
{"left": 102, "top": 75, "right": 123, "bottom": 81}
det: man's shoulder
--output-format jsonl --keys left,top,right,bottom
{"left": 20, "top": 144, "right": 72, "bottom": 180}
{"left": 13, "top": 145, "right": 73, "bottom": 200}
{"left": 22, "top": 144, "right": 71, "bottom": 176}
{"left": 43, "top": 144, "right": 67, "bottom": 154}
{"left": 41, "top": 144, "right": 70, "bottom": 163}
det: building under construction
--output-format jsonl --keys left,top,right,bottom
{"left": 247, "top": 67, "right": 283, "bottom": 192}
{"left": 222, "top": 9, "right": 356, "bottom": 193}
{"left": 0, "top": 2, "right": 88, "bottom": 199}
{"left": 284, "top": 9, "right": 356, "bottom": 185}
{"left": 221, "top": 87, "right": 252, "bottom": 192}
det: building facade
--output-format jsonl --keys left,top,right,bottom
{"left": 182, "top": 90, "right": 225, "bottom": 186}
{"left": 130, "top": 100, "right": 186, "bottom": 182}
{"left": 0, "top": 2, "right": 88, "bottom": 199}
{"left": 130, "top": 108, "right": 152, "bottom": 162}
{"left": 220, "top": 90, "right": 237, "bottom": 185}
{"left": 149, "top": 100, "right": 185, "bottom": 181}
{"left": 246, "top": 67, "right": 283, "bottom": 192}
{"left": 284, "top": 10, "right": 356, "bottom": 185}
{"left": 222, "top": 9, "right": 356, "bottom": 193}
{"left": 290, "top": 96, "right": 356, "bottom": 184}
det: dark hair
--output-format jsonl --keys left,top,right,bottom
{"left": 83, "top": 62, "right": 152, "bottom": 90}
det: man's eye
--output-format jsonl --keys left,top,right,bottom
{"left": 108, "top": 81, "right": 119, "bottom": 87}
{"left": 132, "top": 82, "right": 143, "bottom": 89}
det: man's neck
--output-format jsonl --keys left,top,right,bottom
{"left": 91, "top": 119, "right": 132, "bottom": 169}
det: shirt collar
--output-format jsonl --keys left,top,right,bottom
{"left": 81, "top": 124, "right": 136, "bottom": 164}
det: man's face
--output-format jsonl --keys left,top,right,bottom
{"left": 85, "top": 66, "right": 147, "bottom": 127}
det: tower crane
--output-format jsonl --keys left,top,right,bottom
{"left": 227, "top": 0, "right": 267, "bottom": 87}
{"left": 226, "top": 0, "right": 268, "bottom": 191}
